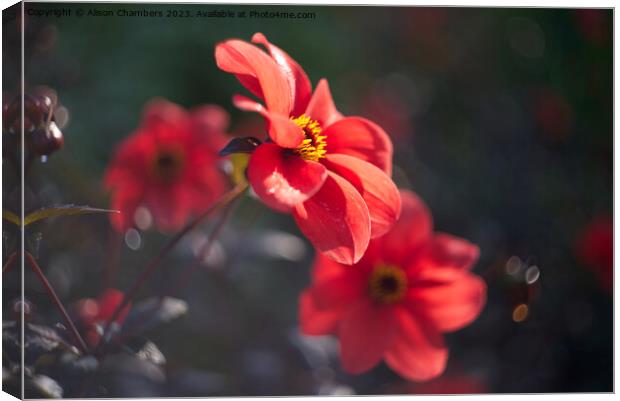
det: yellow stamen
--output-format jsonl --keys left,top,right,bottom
{"left": 368, "top": 264, "right": 408, "bottom": 304}
{"left": 291, "top": 114, "right": 326, "bottom": 162}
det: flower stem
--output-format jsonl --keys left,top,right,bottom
{"left": 3, "top": 251, "right": 18, "bottom": 275}
{"left": 24, "top": 252, "right": 88, "bottom": 354}
{"left": 168, "top": 195, "right": 240, "bottom": 297}
{"left": 99, "top": 183, "right": 248, "bottom": 348}
{"left": 108, "top": 196, "right": 242, "bottom": 348}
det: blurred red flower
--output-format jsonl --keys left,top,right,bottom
{"left": 389, "top": 373, "right": 487, "bottom": 394}
{"left": 105, "top": 98, "right": 230, "bottom": 232}
{"left": 215, "top": 33, "right": 401, "bottom": 265}
{"left": 299, "top": 190, "right": 486, "bottom": 381}
{"left": 575, "top": 216, "right": 613, "bottom": 293}
{"left": 75, "top": 288, "right": 131, "bottom": 348}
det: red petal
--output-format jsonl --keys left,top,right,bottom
{"left": 144, "top": 185, "right": 192, "bottom": 231}
{"left": 308, "top": 273, "right": 364, "bottom": 310}
{"left": 190, "top": 104, "right": 230, "bottom": 136}
{"left": 384, "top": 307, "right": 448, "bottom": 382}
{"left": 310, "top": 253, "right": 350, "bottom": 284}
{"left": 323, "top": 117, "right": 393, "bottom": 175}
{"left": 215, "top": 39, "right": 292, "bottom": 116}
{"left": 293, "top": 172, "right": 371, "bottom": 265}
{"left": 324, "top": 154, "right": 401, "bottom": 238}
{"left": 299, "top": 291, "right": 345, "bottom": 335}
{"left": 233, "top": 95, "right": 304, "bottom": 148}
{"left": 252, "top": 33, "right": 312, "bottom": 116}
{"left": 416, "top": 233, "right": 481, "bottom": 271}
{"left": 142, "top": 98, "right": 188, "bottom": 128}
{"left": 108, "top": 184, "right": 143, "bottom": 231}
{"left": 305, "top": 79, "right": 343, "bottom": 127}
{"left": 97, "top": 289, "right": 131, "bottom": 324}
{"left": 247, "top": 143, "right": 327, "bottom": 212}
{"left": 406, "top": 272, "right": 486, "bottom": 332}
{"left": 379, "top": 190, "right": 433, "bottom": 266}
{"left": 339, "top": 300, "right": 395, "bottom": 374}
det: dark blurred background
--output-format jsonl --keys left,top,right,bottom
{"left": 3, "top": 3, "right": 613, "bottom": 396}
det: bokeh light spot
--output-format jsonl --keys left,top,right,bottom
{"left": 525, "top": 265, "right": 540, "bottom": 284}
{"left": 505, "top": 256, "right": 523, "bottom": 276}
{"left": 512, "top": 303, "right": 529, "bottom": 323}
{"left": 124, "top": 228, "right": 142, "bottom": 251}
{"left": 134, "top": 206, "right": 153, "bottom": 231}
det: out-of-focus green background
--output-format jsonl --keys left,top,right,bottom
{"left": 3, "top": 3, "right": 613, "bottom": 396}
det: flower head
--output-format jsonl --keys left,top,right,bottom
{"left": 299, "top": 190, "right": 486, "bottom": 381}
{"left": 215, "top": 33, "right": 401, "bottom": 265}
{"left": 104, "top": 98, "right": 230, "bottom": 232}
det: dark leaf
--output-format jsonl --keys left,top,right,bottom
{"left": 59, "top": 353, "right": 99, "bottom": 373}
{"left": 219, "top": 136, "right": 261, "bottom": 156}
{"left": 29, "top": 374, "right": 63, "bottom": 398}
{"left": 122, "top": 297, "right": 188, "bottom": 335}
{"left": 4, "top": 205, "right": 118, "bottom": 226}
{"left": 124, "top": 337, "right": 166, "bottom": 366}
{"left": 24, "top": 205, "right": 118, "bottom": 226}
{"left": 100, "top": 354, "right": 166, "bottom": 383}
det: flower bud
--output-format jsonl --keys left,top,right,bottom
{"left": 30, "top": 121, "right": 64, "bottom": 157}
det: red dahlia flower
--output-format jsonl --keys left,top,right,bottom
{"left": 75, "top": 288, "right": 131, "bottom": 348}
{"left": 105, "top": 98, "right": 230, "bottom": 232}
{"left": 215, "top": 33, "right": 401, "bottom": 265}
{"left": 299, "top": 190, "right": 486, "bottom": 381}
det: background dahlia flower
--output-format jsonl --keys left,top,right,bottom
{"left": 104, "top": 98, "right": 230, "bottom": 232}
{"left": 215, "top": 33, "right": 401, "bottom": 265}
{"left": 299, "top": 190, "right": 486, "bottom": 381}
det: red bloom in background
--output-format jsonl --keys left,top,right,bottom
{"left": 75, "top": 288, "right": 132, "bottom": 348}
{"left": 299, "top": 190, "right": 486, "bottom": 381}
{"left": 389, "top": 373, "right": 487, "bottom": 394}
{"left": 575, "top": 215, "right": 613, "bottom": 293}
{"left": 215, "top": 33, "right": 401, "bottom": 265}
{"left": 105, "top": 98, "right": 230, "bottom": 232}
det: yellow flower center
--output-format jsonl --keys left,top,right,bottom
{"left": 151, "top": 146, "right": 185, "bottom": 182}
{"left": 291, "top": 114, "right": 326, "bottom": 162}
{"left": 368, "top": 264, "right": 408, "bottom": 304}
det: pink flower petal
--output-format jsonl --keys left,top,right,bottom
{"left": 379, "top": 190, "right": 433, "bottom": 267}
{"left": 299, "top": 291, "right": 345, "bottom": 335}
{"left": 322, "top": 116, "right": 393, "bottom": 175}
{"left": 215, "top": 39, "right": 293, "bottom": 116}
{"left": 324, "top": 154, "right": 401, "bottom": 238}
{"left": 307, "top": 273, "right": 364, "bottom": 310}
{"left": 339, "top": 299, "right": 395, "bottom": 374}
{"left": 417, "top": 233, "right": 481, "bottom": 271}
{"left": 293, "top": 172, "right": 371, "bottom": 265}
{"left": 406, "top": 271, "right": 486, "bottom": 332}
{"left": 305, "top": 79, "right": 343, "bottom": 127}
{"left": 232, "top": 94, "right": 305, "bottom": 148}
{"left": 252, "top": 32, "right": 312, "bottom": 116}
{"left": 247, "top": 143, "right": 327, "bottom": 212}
{"left": 384, "top": 307, "right": 448, "bottom": 382}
